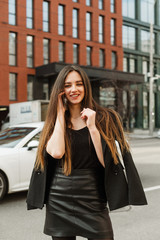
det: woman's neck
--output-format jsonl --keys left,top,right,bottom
{"left": 68, "top": 104, "right": 86, "bottom": 129}
{"left": 69, "top": 104, "right": 81, "bottom": 119}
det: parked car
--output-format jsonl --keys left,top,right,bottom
{"left": 0, "top": 122, "right": 44, "bottom": 201}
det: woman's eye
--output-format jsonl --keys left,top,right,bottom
{"left": 64, "top": 85, "right": 71, "bottom": 88}
{"left": 77, "top": 83, "right": 83, "bottom": 86}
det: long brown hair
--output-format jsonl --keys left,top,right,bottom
{"left": 35, "top": 65, "right": 129, "bottom": 175}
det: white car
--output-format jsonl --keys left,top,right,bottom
{"left": 0, "top": 122, "right": 44, "bottom": 201}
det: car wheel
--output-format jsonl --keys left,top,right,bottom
{"left": 0, "top": 172, "right": 7, "bottom": 201}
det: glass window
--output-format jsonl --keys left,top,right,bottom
{"left": 99, "top": 16, "right": 104, "bottom": 43}
{"left": 43, "top": 1, "right": 49, "bottom": 32}
{"left": 122, "top": 0, "right": 135, "bottom": 19}
{"left": 111, "top": 19, "right": 115, "bottom": 45}
{"left": 86, "top": 12, "right": 91, "bottom": 41}
{"left": 86, "top": 46, "right": 92, "bottom": 65}
{"left": 99, "top": 0, "right": 104, "bottom": 10}
{"left": 9, "top": 0, "right": 16, "bottom": 25}
{"left": 73, "top": 9, "right": 78, "bottom": 38}
{"left": 141, "top": 30, "right": 155, "bottom": 53}
{"left": 58, "top": 5, "right": 65, "bottom": 35}
{"left": 141, "top": 0, "right": 154, "bottom": 23}
{"left": 9, "top": 73, "right": 17, "bottom": 101}
{"left": 99, "top": 49, "right": 105, "bottom": 67}
{"left": 43, "top": 39, "right": 50, "bottom": 64}
{"left": 123, "top": 57, "right": 128, "bottom": 72}
{"left": 73, "top": 44, "right": 79, "bottom": 64}
{"left": 99, "top": 86, "right": 115, "bottom": 108}
{"left": 43, "top": 81, "right": 49, "bottom": 100}
{"left": 86, "top": 0, "right": 91, "bottom": 6}
{"left": 110, "top": 0, "right": 115, "bottom": 13}
{"left": 72, "top": 0, "right": 78, "bottom": 2}
{"left": 112, "top": 51, "right": 117, "bottom": 69}
{"left": 130, "top": 59, "right": 136, "bottom": 73}
{"left": 123, "top": 25, "right": 136, "bottom": 49}
{"left": 0, "top": 127, "right": 35, "bottom": 148}
{"left": 27, "top": 75, "right": 34, "bottom": 101}
{"left": 26, "top": 0, "right": 33, "bottom": 29}
{"left": 59, "top": 41, "right": 65, "bottom": 62}
{"left": 123, "top": 55, "right": 137, "bottom": 73}
{"left": 23, "top": 132, "right": 41, "bottom": 147}
{"left": 27, "top": 35, "right": 34, "bottom": 68}
{"left": 9, "top": 32, "right": 17, "bottom": 66}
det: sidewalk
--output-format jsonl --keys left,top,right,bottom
{"left": 125, "top": 129, "right": 159, "bottom": 139}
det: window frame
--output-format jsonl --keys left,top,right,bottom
{"left": 26, "top": 0, "right": 34, "bottom": 29}
{"left": 111, "top": 51, "right": 117, "bottom": 69}
{"left": 9, "top": 73, "right": 17, "bottom": 101}
{"left": 98, "top": 0, "right": 104, "bottom": 10}
{"left": 9, "top": 32, "right": 17, "bottom": 66}
{"left": 59, "top": 41, "right": 65, "bottom": 62}
{"left": 86, "top": 46, "right": 92, "bottom": 65}
{"left": 27, "top": 75, "right": 34, "bottom": 101}
{"left": 86, "top": 12, "right": 92, "bottom": 41}
{"left": 43, "top": 1, "right": 50, "bottom": 32}
{"left": 111, "top": 19, "right": 116, "bottom": 46}
{"left": 58, "top": 5, "right": 65, "bottom": 35}
{"left": 99, "top": 49, "right": 105, "bottom": 67}
{"left": 43, "top": 38, "right": 50, "bottom": 64}
{"left": 99, "top": 15, "right": 104, "bottom": 43}
{"left": 27, "top": 35, "right": 34, "bottom": 68}
{"left": 9, "top": 0, "right": 16, "bottom": 25}
{"left": 73, "top": 44, "right": 79, "bottom": 64}
{"left": 72, "top": 8, "right": 79, "bottom": 38}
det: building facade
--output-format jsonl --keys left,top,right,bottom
{"left": 0, "top": 0, "right": 146, "bottom": 130}
{"left": 122, "top": 0, "right": 160, "bottom": 129}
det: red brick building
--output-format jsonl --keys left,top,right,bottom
{"left": 0, "top": 0, "right": 143, "bottom": 128}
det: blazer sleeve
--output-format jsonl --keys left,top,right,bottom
{"left": 121, "top": 148, "right": 147, "bottom": 206}
{"left": 26, "top": 167, "right": 47, "bottom": 210}
{"left": 26, "top": 150, "right": 48, "bottom": 210}
{"left": 101, "top": 135, "right": 147, "bottom": 211}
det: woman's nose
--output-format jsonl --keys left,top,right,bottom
{"left": 71, "top": 84, "right": 77, "bottom": 91}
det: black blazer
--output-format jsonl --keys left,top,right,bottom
{"left": 26, "top": 136, "right": 147, "bottom": 211}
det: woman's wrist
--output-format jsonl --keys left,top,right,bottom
{"left": 57, "top": 111, "right": 65, "bottom": 119}
{"left": 88, "top": 125, "right": 98, "bottom": 133}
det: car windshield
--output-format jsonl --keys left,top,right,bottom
{"left": 0, "top": 127, "right": 35, "bottom": 148}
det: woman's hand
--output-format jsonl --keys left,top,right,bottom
{"left": 57, "top": 91, "right": 66, "bottom": 116}
{"left": 81, "top": 108, "right": 105, "bottom": 167}
{"left": 81, "top": 108, "right": 96, "bottom": 130}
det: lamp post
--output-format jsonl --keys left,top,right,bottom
{"left": 149, "top": 0, "right": 157, "bottom": 136}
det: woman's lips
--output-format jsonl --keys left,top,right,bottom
{"left": 70, "top": 94, "right": 79, "bottom": 99}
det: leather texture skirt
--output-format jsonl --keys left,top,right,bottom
{"left": 44, "top": 168, "right": 114, "bottom": 239}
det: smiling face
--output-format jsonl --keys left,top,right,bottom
{"left": 64, "top": 71, "right": 85, "bottom": 107}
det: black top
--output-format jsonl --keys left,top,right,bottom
{"left": 67, "top": 126, "right": 103, "bottom": 170}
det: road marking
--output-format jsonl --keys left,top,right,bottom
{"left": 144, "top": 185, "right": 160, "bottom": 192}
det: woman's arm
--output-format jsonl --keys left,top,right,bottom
{"left": 81, "top": 108, "right": 105, "bottom": 167}
{"left": 46, "top": 93, "right": 65, "bottom": 159}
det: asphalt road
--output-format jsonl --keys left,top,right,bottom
{"left": 0, "top": 138, "right": 160, "bottom": 240}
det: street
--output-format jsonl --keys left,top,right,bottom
{"left": 0, "top": 138, "right": 160, "bottom": 240}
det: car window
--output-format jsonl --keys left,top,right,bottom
{"left": 23, "top": 132, "right": 41, "bottom": 147}
{"left": 0, "top": 127, "right": 35, "bottom": 148}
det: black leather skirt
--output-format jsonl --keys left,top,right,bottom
{"left": 44, "top": 168, "right": 113, "bottom": 239}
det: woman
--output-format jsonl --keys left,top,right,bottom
{"left": 27, "top": 65, "right": 147, "bottom": 240}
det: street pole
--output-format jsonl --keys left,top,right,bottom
{"left": 149, "top": 22, "right": 154, "bottom": 136}
{"left": 149, "top": 0, "right": 157, "bottom": 136}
